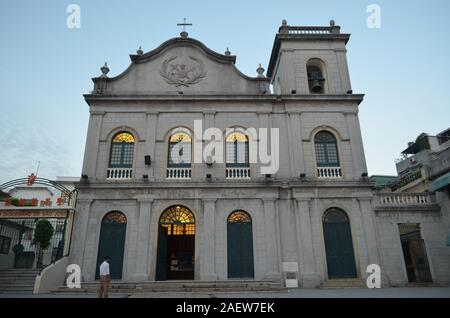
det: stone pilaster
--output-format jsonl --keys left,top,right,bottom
{"left": 201, "top": 198, "right": 217, "bottom": 280}
{"left": 132, "top": 195, "right": 156, "bottom": 281}
{"left": 263, "top": 198, "right": 281, "bottom": 279}
{"left": 82, "top": 112, "right": 104, "bottom": 178}
{"left": 359, "top": 197, "right": 389, "bottom": 286}
{"left": 145, "top": 112, "right": 158, "bottom": 180}
{"left": 70, "top": 198, "right": 93, "bottom": 281}
{"left": 345, "top": 112, "right": 368, "bottom": 178}
{"left": 295, "top": 198, "right": 321, "bottom": 287}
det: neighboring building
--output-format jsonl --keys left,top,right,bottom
{"left": 0, "top": 176, "right": 77, "bottom": 270}
{"left": 369, "top": 175, "right": 398, "bottom": 191}
{"left": 70, "top": 20, "right": 450, "bottom": 287}
{"left": 376, "top": 129, "right": 450, "bottom": 251}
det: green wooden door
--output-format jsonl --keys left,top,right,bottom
{"left": 155, "top": 225, "right": 168, "bottom": 281}
{"left": 227, "top": 211, "right": 254, "bottom": 279}
{"left": 323, "top": 208, "right": 356, "bottom": 279}
{"left": 95, "top": 215, "right": 127, "bottom": 280}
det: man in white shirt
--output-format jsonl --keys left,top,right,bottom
{"left": 98, "top": 256, "right": 110, "bottom": 298}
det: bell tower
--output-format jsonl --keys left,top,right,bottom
{"left": 267, "top": 19, "right": 352, "bottom": 95}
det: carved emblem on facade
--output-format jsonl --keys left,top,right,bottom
{"left": 159, "top": 56, "right": 207, "bottom": 87}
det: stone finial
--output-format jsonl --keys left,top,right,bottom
{"left": 256, "top": 63, "right": 265, "bottom": 78}
{"left": 224, "top": 47, "right": 231, "bottom": 56}
{"left": 137, "top": 46, "right": 143, "bottom": 55}
{"left": 180, "top": 31, "right": 188, "bottom": 38}
{"left": 329, "top": 19, "right": 340, "bottom": 34}
{"left": 280, "top": 19, "right": 289, "bottom": 34}
{"left": 100, "top": 62, "right": 110, "bottom": 78}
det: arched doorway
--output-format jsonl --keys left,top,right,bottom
{"left": 95, "top": 211, "right": 127, "bottom": 280}
{"left": 227, "top": 210, "right": 254, "bottom": 278}
{"left": 155, "top": 205, "right": 195, "bottom": 280}
{"left": 323, "top": 208, "right": 357, "bottom": 279}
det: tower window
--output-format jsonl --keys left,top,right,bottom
{"left": 314, "top": 131, "right": 339, "bottom": 167}
{"left": 307, "top": 65, "right": 325, "bottom": 94}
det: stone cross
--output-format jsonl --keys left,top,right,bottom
{"left": 177, "top": 18, "right": 192, "bottom": 33}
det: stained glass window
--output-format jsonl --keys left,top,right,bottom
{"left": 113, "top": 132, "right": 135, "bottom": 143}
{"left": 109, "top": 132, "right": 135, "bottom": 168}
{"left": 103, "top": 211, "right": 127, "bottom": 224}
{"left": 168, "top": 131, "right": 192, "bottom": 167}
{"left": 314, "top": 131, "right": 339, "bottom": 167}
{"left": 160, "top": 206, "right": 195, "bottom": 236}
{"left": 228, "top": 210, "right": 252, "bottom": 223}
{"left": 169, "top": 132, "right": 192, "bottom": 142}
{"left": 226, "top": 132, "right": 249, "bottom": 167}
{"left": 323, "top": 208, "right": 349, "bottom": 223}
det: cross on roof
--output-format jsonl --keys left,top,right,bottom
{"left": 177, "top": 18, "right": 192, "bottom": 32}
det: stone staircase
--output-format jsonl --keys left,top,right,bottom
{"left": 54, "top": 280, "right": 284, "bottom": 295}
{"left": 320, "top": 278, "right": 366, "bottom": 289}
{"left": 0, "top": 269, "right": 40, "bottom": 294}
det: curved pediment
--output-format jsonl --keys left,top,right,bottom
{"left": 92, "top": 36, "right": 269, "bottom": 95}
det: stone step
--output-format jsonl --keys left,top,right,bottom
{"left": 0, "top": 270, "right": 40, "bottom": 273}
{"left": 320, "top": 279, "right": 366, "bottom": 289}
{"left": 0, "top": 269, "right": 39, "bottom": 294}
{"left": 54, "top": 280, "right": 284, "bottom": 294}
{"left": 0, "top": 286, "right": 34, "bottom": 292}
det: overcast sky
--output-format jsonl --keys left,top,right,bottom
{"left": 1, "top": 0, "right": 449, "bottom": 184}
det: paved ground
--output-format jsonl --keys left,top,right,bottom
{"left": 1, "top": 287, "right": 450, "bottom": 298}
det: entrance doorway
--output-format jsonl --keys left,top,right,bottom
{"left": 399, "top": 223, "right": 432, "bottom": 283}
{"left": 95, "top": 211, "right": 127, "bottom": 280}
{"left": 227, "top": 210, "right": 254, "bottom": 278}
{"left": 155, "top": 206, "right": 195, "bottom": 280}
{"left": 323, "top": 208, "right": 357, "bottom": 279}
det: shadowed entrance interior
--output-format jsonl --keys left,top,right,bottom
{"left": 155, "top": 205, "right": 195, "bottom": 280}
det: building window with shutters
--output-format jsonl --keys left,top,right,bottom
{"left": 226, "top": 132, "right": 250, "bottom": 179}
{"left": 107, "top": 132, "right": 135, "bottom": 180}
{"left": 167, "top": 129, "right": 192, "bottom": 179}
{"left": 314, "top": 131, "right": 342, "bottom": 178}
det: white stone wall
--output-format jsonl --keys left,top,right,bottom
{"left": 271, "top": 40, "right": 351, "bottom": 95}
{"left": 375, "top": 211, "right": 450, "bottom": 285}
{"left": 71, "top": 35, "right": 450, "bottom": 288}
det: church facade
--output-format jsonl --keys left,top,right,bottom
{"left": 70, "top": 21, "right": 450, "bottom": 287}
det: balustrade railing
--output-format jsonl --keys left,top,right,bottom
{"left": 317, "top": 167, "right": 343, "bottom": 179}
{"left": 226, "top": 167, "right": 251, "bottom": 179}
{"left": 107, "top": 168, "right": 132, "bottom": 180}
{"left": 166, "top": 168, "right": 191, "bottom": 179}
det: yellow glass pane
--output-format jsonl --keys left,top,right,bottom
{"left": 113, "top": 132, "right": 135, "bottom": 143}
{"left": 228, "top": 210, "right": 251, "bottom": 223}
{"left": 226, "top": 132, "right": 248, "bottom": 142}
{"left": 103, "top": 211, "right": 127, "bottom": 224}
{"left": 169, "top": 132, "right": 191, "bottom": 142}
{"left": 160, "top": 205, "right": 195, "bottom": 223}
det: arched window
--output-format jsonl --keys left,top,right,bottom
{"left": 228, "top": 210, "right": 252, "bottom": 223}
{"left": 307, "top": 59, "right": 326, "bottom": 94}
{"left": 323, "top": 208, "right": 349, "bottom": 223}
{"left": 159, "top": 205, "right": 195, "bottom": 235}
{"left": 103, "top": 211, "right": 127, "bottom": 224}
{"left": 168, "top": 130, "right": 192, "bottom": 168}
{"left": 314, "top": 131, "right": 339, "bottom": 167}
{"left": 109, "top": 132, "right": 135, "bottom": 168}
{"left": 226, "top": 132, "right": 249, "bottom": 167}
